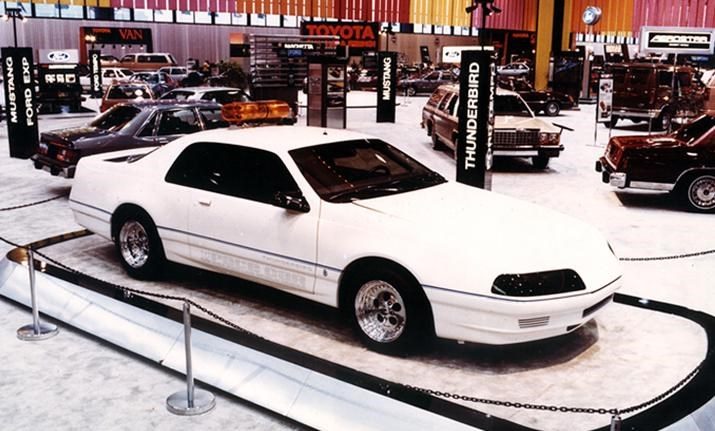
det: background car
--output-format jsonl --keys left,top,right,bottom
{"left": 497, "top": 62, "right": 531, "bottom": 78}
{"left": 100, "top": 82, "right": 154, "bottom": 112}
{"left": 129, "top": 71, "right": 177, "bottom": 97}
{"left": 596, "top": 114, "right": 715, "bottom": 212}
{"left": 158, "top": 66, "right": 189, "bottom": 83}
{"left": 160, "top": 86, "right": 251, "bottom": 104}
{"left": 79, "top": 67, "right": 134, "bottom": 93}
{"left": 498, "top": 77, "right": 575, "bottom": 116}
{"left": 398, "top": 69, "right": 459, "bottom": 96}
{"left": 68, "top": 126, "right": 621, "bottom": 354}
{"left": 119, "top": 52, "right": 177, "bottom": 72}
{"left": 31, "top": 100, "right": 228, "bottom": 178}
{"left": 422, "top": 85, "right": 564, "bottom": 168}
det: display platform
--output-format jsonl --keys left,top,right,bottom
{"left": 1, "top": 231, "right": 713, "bottom": 431}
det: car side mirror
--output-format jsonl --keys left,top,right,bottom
{"left": 273, "top": 191, "right": 310, "bottom": 213}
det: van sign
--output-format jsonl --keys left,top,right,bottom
{"left": 456, "top": 48, "right": 495, "bottom": 190}
{"left": 641, "top": 27, "right": 715, "bottom": 54}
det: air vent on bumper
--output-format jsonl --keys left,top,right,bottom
{"left": 519, "top": 316, "right": 550, "bottom": 329}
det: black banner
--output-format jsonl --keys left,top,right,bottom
{"left": 89, "top": 50, "right": 103, "bottom": 98}
{"left": 456, "top": 49, "right": 495, "bottom": 190}
{"left": 2, "top": 48, "right": 39, "bottom": 159}
{"left": 642, "top": 28, "right": 715, "bottom": 55}
{"left": 82, "top": 27, "right": 152, "bottom": 46}
{"left": 376, "top": 52, "right": 397, "bottom": 123}
{"left": 420, "top": 46, "right": 431, "bottom": 64}
{"left": 229, "top": 43, "right": 250, "bottom": 58}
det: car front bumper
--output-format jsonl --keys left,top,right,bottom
{"left": 424, "top": 277, "right": 621, "bottom": 345}
{"left": 595, "top": 159, "right": 675, "bottom": 191}
{"left": 493, "top": 144, "right": 564, "bottom": 158}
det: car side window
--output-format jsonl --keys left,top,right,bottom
{"left": 136, "top": 113, "right": 158, "bottom": 137}
{"left": 198, "top": 107, "right": 230, "bottom": 130}
{"left": 428, "top": 89, "right": 446, "bottom": 106}
{"left": 447, "top": 95, "right": 459, "bottom": 116}
{"left": 157, "top": 109, "right": 201, "bottom": 136}
{"left": 165, "top": 142, "right": 301, "bottom": 205}
{"left": 438, "top": 93, "right": 452, "bottom": 112}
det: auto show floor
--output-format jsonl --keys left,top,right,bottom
{"left": 1, "top": 92, "right": 714, "bottom": 431}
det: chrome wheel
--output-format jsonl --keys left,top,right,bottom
{"left": 119, "top": 220, "right": 150, "bottom": 268}
{"left": 688, "top": 175, "right": 715, "bottom": 211}
{"left": 354, "top": 280, "right": 407, "bottom": 343}
{"left": 545, "top": 101, "right": 560, "bottom": 116}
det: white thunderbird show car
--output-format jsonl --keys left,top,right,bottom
{"left": 69, "top": 126, "right": 621, "bottom": 354}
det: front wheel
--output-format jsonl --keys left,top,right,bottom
{"left": 532, "top": 155, "right": 550, "bottom": 169}
{"left": 683, "top": 174, "right": 715, "bottom": 213}
{"left": 348, "top": 267, "right": 431, "bottom": 355}
{"left": 544, "top": 101, "right": 560, "bottom": 117}
{"left": 114, "top": 211, "right": 165, "bottom": 279}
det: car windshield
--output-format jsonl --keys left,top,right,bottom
{"left": 290, "top": 139, "right": 446, "bottom": 203}
{"left": 89, "top": 105, "right": 141, "bottom": 131}
{"left": 495, "top": 95, "right": 532, "bottom": 117}
{"left": 107, "top": 85, "right": 150, "bottom": 99}
{"left": 675, "top": 116, "right": 715, "bottom": 145}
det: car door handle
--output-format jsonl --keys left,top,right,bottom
{"left": 198, "top": 199, "right": 212, "bottom": 207}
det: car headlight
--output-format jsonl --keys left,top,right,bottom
{"left": 538, "top": 132, "right": 560, "bottom": 144}
{"left": 491, "top": 269, "right": 586, "bottom": 297}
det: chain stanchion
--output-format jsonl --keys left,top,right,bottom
{"left": 16, "top": 247, "right": 59, "bottom": 341}
{"left": 610, "top": 414, "right": 622, "bottom": 431}
{"left": 166, "top": 301, "right": 216, "bottom": 416}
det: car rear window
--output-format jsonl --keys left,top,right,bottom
{"left": 90, "top": 105, "right": 142, "bottom": 131}
{"left": 107, "top": 85, "right": 151, "bottom": 99}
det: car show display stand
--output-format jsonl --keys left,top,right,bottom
{"left": 1, "top": 232, "right": 714, "bottom": 431}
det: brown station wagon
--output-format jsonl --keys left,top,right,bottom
{"left": 421, "top": 84, "right": 564, "bottom": 169}
{"left": 596, "top": 115, "right": 715, "bottom": 212}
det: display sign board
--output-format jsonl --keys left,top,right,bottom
{"left": 362, "top": 51, "right": 378, "bottom": 70}
{"left": 1, "top": 48, "right": 39, "bottom": 159}
{"left": 230, "top": 43, "right": 250, "bottom": 58}
{"left": 442, "top": 46, "right": 480, "bottom": 64}
{"left": 596, "top": 75, "right": 613, "bottom": 123}
{"left": 456, "top": 48, "right": 495, "bottom": 190}
{"left": 377, "top": 52, "right": 397, "bottom": 123}
{"left": 88, "top": 49, "right": 103, "bottom": 98}
{"left": 301, "top": 22, "right": 378, "bottom": 55}
{"left": 641, "top": 27, "right": 715, "bottom": 55}
{"left": 39, "top": 49, "right": 80, "bottom": 64}
{"left": 82, "top": 27, "right": 152, "bottom": 46}
{"left": 38, "top": 64, "right": 79, "bottom": 86}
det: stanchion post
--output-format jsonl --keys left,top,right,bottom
{"left": 610, "top": 414, "right": 622, "bottom": 431}
{"left": 166, "top": 301, "right": 215, "bottom": 416}
{"left": 17, "top": 247, "right": 59, "bottom": 341}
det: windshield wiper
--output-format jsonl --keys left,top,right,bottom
{"left": 326, "top": 172, "right": 445, "bottom": 203}
{"left": 327, "top": 184, "right": 401, "bottom": 202}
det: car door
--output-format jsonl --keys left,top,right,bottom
{"left": 155, "top": 108, "right": 202, "bottom": 144}
{"left": 172, "top": 142, "right": 318, "bottom": 293}
{"left": 433, "top": 92, "right": 454, "bottom": 144}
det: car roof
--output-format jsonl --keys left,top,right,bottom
{"left": 119, "top": 99, "right": 221, "bottom": 109}
{"left": 171, "top": 86, "right": 242, "bottom": 93}
{"left": 181, "top": 126, "right": 373, "bottom": 152}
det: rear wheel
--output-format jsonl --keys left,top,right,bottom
{"left": 544, "top": 101, "right": 560, "bottom": 117}
{"left": 532, "top": 155, "right": 550, "bottom": 169}
{"left": 113, "top": 210, "right": 165, "bottom": 279}
{"left": 347, "top": 266, "right": 431, "bottom": 355}
{"left": 682, "top": 174, "right": 715, "bottom": 213}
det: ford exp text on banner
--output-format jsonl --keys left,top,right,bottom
{"left": 1, "top": 47, "right": 39, "bottom": 159}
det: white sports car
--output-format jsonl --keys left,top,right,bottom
{"left": 69, "top": 126, "right": 621, "bottom": 353}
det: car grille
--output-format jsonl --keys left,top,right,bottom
{"left": 519, "top": 316, "right": 550, "bottom": 329}
{"left": 494, "top": 129, "right": 539, "bottom": 147}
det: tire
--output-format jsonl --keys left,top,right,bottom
{"left": 532, "top": 155, "right": 550, "bottom": 169}
{"left": 113, "top": 209, "right": 166, "bottom": 279}
{"left": 604, "top": 117, "right": 619, "bottom": 128}
{"left": 431, "top": 128, "right": 444, "bottom": 150}
{"left": 544, "top": 101, "right": 560, "bottom": 117}
{"left": 682, "top": 174, "right": 715, "bottom": 213}
{"left": 656, "top": 111, "right": 672, "bottom": 131}
{"left": 406, "top": 86, "right": 416, "bottom": 97}
{"left": 346, "top": 266, "right": 431, "bottom": 355}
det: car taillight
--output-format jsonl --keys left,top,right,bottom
{"left": 56, "top": 148, "right": 79, "bottom": 163}
{"left": 538, "top": 132, "right": 560, "bottom": 144}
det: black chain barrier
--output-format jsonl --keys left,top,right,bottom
{"left": 0, "top": 193, "right": 68, "bottom": 212}
{"left": 619, "top": 249, "right": 715, "bottom": 262}
{"left": 0, "top": 196, "right": 708, "bottom": 422}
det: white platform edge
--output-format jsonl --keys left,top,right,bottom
{"left": 0, "top": 257, "right": 481, "bottom": 431}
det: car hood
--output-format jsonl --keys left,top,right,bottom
{"left": 42, "top": 127, "right": 118, "bottom": 148}
{"left": 611, "top": 134, "right": 683, "bottom": 151}
{"left": 495, "top": 116, "right": 559, "bottom": 132}
{"left": 341, "top": 182, "right": 619, "bottom": 290}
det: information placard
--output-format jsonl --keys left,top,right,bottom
{"left": 89, "top": 50, "right": 103, "bottom": 98}
{"left": 376, "top": 52, "right": 397, "bottom": 123}
{"left": 2, "top": 47, "right": 39, "bottom": 159}
{"left": 596, "top": 75, "right": 613, "bottom": 123}
{"left": 456, "top": 48, "right": 495, "bottom": 190}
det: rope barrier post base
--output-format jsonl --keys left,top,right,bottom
{"left": 17, "top": 247, "right": 58, "bottom": 341}
{"left": 167, "top": 301, "right": 215, "bottom": 416}
{"left": 610, "top": 414, "right": 622, "bottom": 431}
